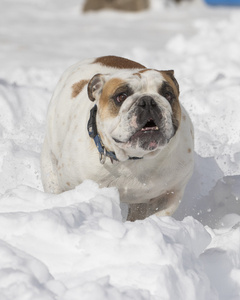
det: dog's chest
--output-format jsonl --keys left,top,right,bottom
{"left": 85, "top": 159, "right": 177, "bottom": 204}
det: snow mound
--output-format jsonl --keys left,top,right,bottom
{"left": 0, "top": 181, "right": 240, "bottom": 299}
{"left": 0, "top": 181, "right": 220, "bottom": 299}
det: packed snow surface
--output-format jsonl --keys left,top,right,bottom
{"left": 1, "top": 0, "right": 240, "bottom": 299}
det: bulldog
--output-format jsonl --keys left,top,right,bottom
{"left": 41, "top": 55, "right": 194, "bottom": 221}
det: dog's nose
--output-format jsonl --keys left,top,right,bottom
{"left": 138, "top": 96, "right": 157, "bottom": 110}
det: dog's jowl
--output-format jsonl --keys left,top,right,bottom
{"left": 41, "top": 56, "right": 194, "bottom": 221}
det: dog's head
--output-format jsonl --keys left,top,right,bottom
{"left": 87, "top": 69, "right": 181, "bottom": 161}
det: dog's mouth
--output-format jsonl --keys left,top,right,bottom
{"left": 126, "top": 117, "right": 166, "bottom": 151}
{"left": 113, "top": 118, "right": 160, "bottom": 144}
{"left": 112, "top": 114, "right": 172, "bottom": 151}
{"left": 141, "top": 118, "right": 159, "bottom": 132}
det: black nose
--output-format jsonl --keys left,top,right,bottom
{"left": 138, "top": 96, "right": 157, "bottom": 110}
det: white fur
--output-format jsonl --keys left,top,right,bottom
{"left": 41, "top": 57, "right": 194, "bottom": 219}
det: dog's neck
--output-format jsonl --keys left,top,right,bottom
{"left": 87, "top": 105, "right": 142, "bottom": 164}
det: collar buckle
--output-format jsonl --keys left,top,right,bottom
{"left": 99, "top": 148, "right": 107, "bottom": 164}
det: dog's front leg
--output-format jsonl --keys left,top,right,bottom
{"left": 127, "top": 190, "right": 183, "bottom": 221}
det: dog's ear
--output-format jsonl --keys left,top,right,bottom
{"left": 164, "top": 70, "right": 180, "bottom": 95}
{"left": 87, "top": 74, "right": 105, "bottom": 101}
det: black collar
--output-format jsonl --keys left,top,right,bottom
{"left": 87, "top": 105, "right": 142, "bottom": 164}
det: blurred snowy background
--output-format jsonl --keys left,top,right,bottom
{"left": 0, "top": 0, "right": 240, "bottom": 299}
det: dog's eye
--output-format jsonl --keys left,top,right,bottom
{"left": 113, "top": 85, "right": 133, "bottom": 105}
{"left": 159, "top": 82, "right": 175, "bottom": 104}
{"left": 164, "top": 91, "right": 174, "bottom": 103}
{"left": 116, "top": 93, "right": 128, "bottom": 103}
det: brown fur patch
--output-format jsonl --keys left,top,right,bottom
{"left": 160, "top": 71, "right": 181, "bottom": 128}
{"left": 94, "top": 56, "right": 146, "bottom": 70}
{"left": 160, "top": 71, "right": 179, "bottom": 96}
{"left": 71, "top": 80, "right": 89, "bottom": 98}
{"left": 99, "top": 78, "right": 126, "bottom": 119}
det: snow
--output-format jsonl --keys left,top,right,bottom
{"left": 1, "top": 0, "right": 240, "bottom": 299}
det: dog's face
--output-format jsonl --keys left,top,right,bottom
{"left": 88, "top": 69, "right": 181, "bottom": 161}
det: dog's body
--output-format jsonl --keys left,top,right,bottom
{"left": 41, "top": 56, "right": 194, "bottom": 221}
